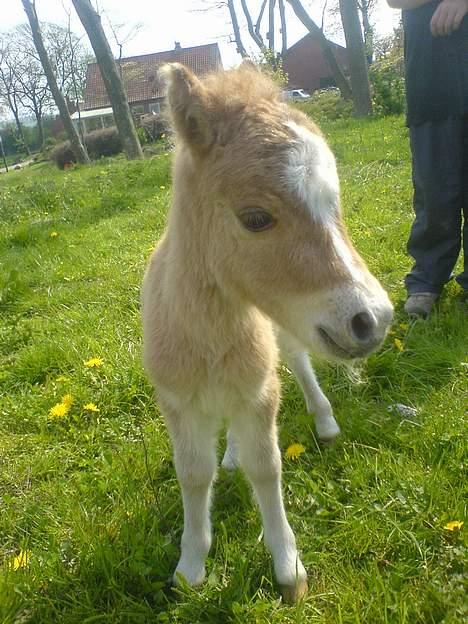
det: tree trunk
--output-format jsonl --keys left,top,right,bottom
{"left": 268, "top": 0, "right": 276, "bottom": 51}
{"left": 227, "top": 0, "right": 248, "bottom": 58}
{"left": 6, "top": 91, "right": 30, "bottom": 155}
{"left": 34, "top": 105, "right": 44, "bottom": 148}
{"left": 71, "top": 0, "right": 143, "bottom": 160}
{"left": 278, "top": 0, "right": 288, "bottom": 57}
{"left": 12, "top": 107, "right": 30, "bottom": 155}
{"left": 339, "top": 0, "right": 372, "bottom": 116}
{"left": 22, "top": 0, "right": 89, "bottom": 163}
{"left": 360, "top": 1, "right": 374, "bottom": 64}
{"left": 286, "top": 0, "right": 352, "bottom": 100}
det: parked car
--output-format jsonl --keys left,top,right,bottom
{"left": 282, "top": 88, "right": 311, "bottom": 101}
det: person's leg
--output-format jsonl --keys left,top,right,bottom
{"left": 455, "top": 115, "right": 468, "bottom": 291}
{"left": 405, "top": 117, "right": 464, "bottom": 297}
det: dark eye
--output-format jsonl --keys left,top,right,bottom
{"left": 238, "top": 209, "right": 276, "bottom": 232}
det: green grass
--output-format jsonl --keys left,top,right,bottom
{"left": 0, "top": 117, "right": 467, "bottom": 624}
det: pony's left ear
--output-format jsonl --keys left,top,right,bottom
{"left": 160, "top": 63, "right": 214, "bottom": 151}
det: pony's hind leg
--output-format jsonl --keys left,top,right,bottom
{"left": 163, "top": 404, "right": 219, "bottom": 586}
{"left": 287, "top": 350, "right": 340, "bottom": 442}
{"left": 229, "top": 385, "right": 308, "bottom": 603}
{"left": 221, "top": 427, "right": 239, "bottom": 471}
{"left": 278, "top": 330, "right": 340, "bottom": 442}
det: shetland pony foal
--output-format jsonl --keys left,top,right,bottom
{"left": 141, "top": 63, "right": 393, "bottom": 603}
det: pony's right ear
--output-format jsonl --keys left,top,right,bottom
{"left": 160, "top": 63, "right": 214, "bottom": 151}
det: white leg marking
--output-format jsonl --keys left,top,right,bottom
{"left": 278, "top": 330, "right": 340, "bottom": 442}
{"left": 165, "top": 411, "right": 218, "bottom": 586}
{"left": 230, "top": 410, "right": 307, "bottom": 600}
{"left": 221, "top": 428, "right": 239, "bottom": 471}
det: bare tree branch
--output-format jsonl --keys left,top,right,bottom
{"left": 0, "top": 40, "right": 30, "bottom": 153}
{"left": 227, "top": 0, "right": 248, "bottom": 57}
{"left": 21, "top": 0, "right": 89, "bottom": 160}
{"left": 240, "top": 0, "right": 264, "bottom": 49}
{"left": 255, "top": 0, "right": 268, "bottom": 40}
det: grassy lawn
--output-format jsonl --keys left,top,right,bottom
{"left": 0, "top": 116, "right": 466, "bottom": 624}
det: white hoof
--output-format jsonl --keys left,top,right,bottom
{"left": 280, "top": 577, "right": 308, "bottom": 604}
{"left": 173, "top": 558, "right": 206, "bottom": 587}
{"left": 315, "top": 416, "right": 341, "bottom": 443}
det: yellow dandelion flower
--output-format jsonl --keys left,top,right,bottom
{"left": 443, "top": 520, "right": 464, "bottom": 532}
{"left": 399, "top": 322, "right": 409, "bottom": 331}
{"left": 285, "top": 443, "right": 306, "bottom": 460}
{"left": 84, "top": 357, "right": 103, "bottom": 368}
{"left": 61, "top": 394, "right": 74, "bottom": 408}
{"left": 49, "top": 402, "right": 70, "bottom": 419}
{"left": 10, "top": 549, "right": 32, "bottom": 570}
{"left": 159, "top": 185, "right": 166, "bottom": 190}
{"left": 50, "top": 231, "right": 59, "bottom": 238}
{"left": 83, "top": 402, "right": 100, "bottom": 412}
{"left": 394, "top": 338, "right": 404, "bottom": 352}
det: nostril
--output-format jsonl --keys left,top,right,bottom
{"left": 351, "top": 311, "right": 375, "bottom": 343}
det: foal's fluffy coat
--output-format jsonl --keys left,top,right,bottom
{"left": 141, "top": 63, "right": 393, "bottom": 602}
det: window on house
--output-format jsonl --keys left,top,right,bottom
{"left": 149, "top": 102, "right": 161, "bottom": 114}
{"left": 86, "top": 117, "right": 102, "bottom": 132}
{"left": 131, "top": 105, "right": 145, "bottom": 115}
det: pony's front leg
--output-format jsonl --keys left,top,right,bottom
{"left": 164, "top": 405, "right": 218, "bottom": 586}
{"left": 278, "top": 330, "right": 340, "bottom": 442}
{"left": 230, "top": 384, "right": 308, "bottom": 604}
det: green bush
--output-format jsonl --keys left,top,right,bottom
{"left": 294, "top": 89, "right": 353, "bottom": 123}
{"left": 136, "top": 126, "right": 149, "bottom": 146}
{"left": 370, "top": 41, "right": 405, "bottom": 117}
{"left": 140, "top": 114, "right": 170, "bottom": 142}
{"left": 50, "top": 127, "right": 123, "bottom": 169}
{"left": 85, "top": 127, "right": 122, "bottom": 159}
{"left": 50, "top": 142, "right": 76, "bottom": 170}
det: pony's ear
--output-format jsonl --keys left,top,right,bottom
{"left": 160, "top": 63, "right": 214, "bottom": 151}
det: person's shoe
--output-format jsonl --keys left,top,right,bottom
{"left": 404, "top": 292, "right": 438, "bottom": 318}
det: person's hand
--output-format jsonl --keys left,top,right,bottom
{"left": 430, "top": 0, "right": 468, "bottom": 36}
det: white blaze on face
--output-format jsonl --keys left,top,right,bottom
{"left": 330, "top": 226, "right": 367, "bottom": 284}
{"left": 285, "top": 120, "right": 366, "bottom": 284}
{"left": 285, "top": 120, "right": 340, "bottom": 224}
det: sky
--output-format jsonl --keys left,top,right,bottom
{"left": 1, "top": 0, "right": 400, "bottom": 68}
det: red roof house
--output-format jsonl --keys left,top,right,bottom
{"left": 73, "top": 43, "right": 223, "bottom": 132}
{"left": 283, "top": 33, "right": 349, "bottom": 93}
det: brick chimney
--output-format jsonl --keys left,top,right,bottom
{"left": 174, "top": 41, "right": 181, "bottom": 50}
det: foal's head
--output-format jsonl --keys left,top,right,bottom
{"left": 162, "top": 63, "right": 393, "bottom": 360}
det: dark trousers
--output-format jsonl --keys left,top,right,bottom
{"left": 405, "top": 115, "right": 468, "bottom": 294}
